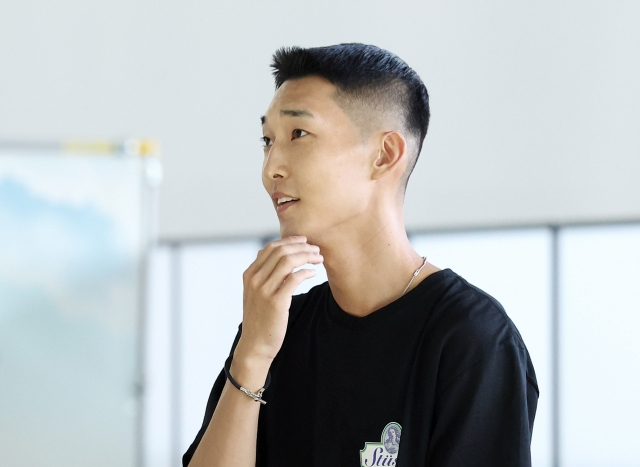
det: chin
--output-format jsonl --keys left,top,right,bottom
{"left": 281, "top": 227, "right": 328, "bottom": 249}
{"left": 279, "top": 223, "right": 304, "bottom": 239}
{"left": 279, "top": 219, "right": 315, "bottom": 241}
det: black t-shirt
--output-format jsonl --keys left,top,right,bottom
{"left": 183, "top": 269, "right": 539, "bottom": 466}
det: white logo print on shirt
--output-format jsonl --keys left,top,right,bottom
{"left": 360, "top": 422, "right": 402, "bottom": 466}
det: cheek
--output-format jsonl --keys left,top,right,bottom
{"left": 304, "top": 154, "right": 369, "bottom": 211}
{"left": 261, "top": 155, "right": 272, "bottom": 190}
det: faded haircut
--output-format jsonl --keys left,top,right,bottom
{"left": 270, "top": 43, "right": 430, "bottom": 187}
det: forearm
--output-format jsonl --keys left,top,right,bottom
{"left": 189, "top": 237, "right": 321, "bottom": 466}
{"left": 188, "top": 354, "right": 271, "bottom": 467}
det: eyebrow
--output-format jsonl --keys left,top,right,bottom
{"left": 261, "top": 109, "right": 315, "bottom": 125}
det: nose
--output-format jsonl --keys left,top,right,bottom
{"left": 263, "top": 144, "right": 288, "bottom": 180}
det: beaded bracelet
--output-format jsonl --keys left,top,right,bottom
{"left": 224, "top": 354, "right": 272, "bottom": 405}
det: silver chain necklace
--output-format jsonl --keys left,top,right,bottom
{"left": 402, "top": 256, "right": 428, "bottom": 296}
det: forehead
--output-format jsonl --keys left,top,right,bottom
{"left": 264, "top": 76, "right": 342, "bottom": 120}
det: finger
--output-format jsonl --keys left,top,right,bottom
{"left": 278, "top": 268, "right": 318, "bottom": 297}
{"left": 253, "top": 242, "right": 321, "bottom": 287}
{"left": 244, "top": 236, "right": 307, "bottom": 281}
{"left": 261, "top": 251, "right": 323, "bottom": 294}
{"left": 247, "top": 236, "right": 308, "bottom": 275}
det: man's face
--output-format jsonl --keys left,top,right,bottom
{"left": 261, "top": 76, "right": 377, "bottom": 241}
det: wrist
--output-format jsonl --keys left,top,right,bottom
{"left": 233, "top": 339, "right": 275, "bottom": 369}
{"left": 224, "top": 354, "right": 271, "bottom": 405}
{"left": 229, "top": 346, "right": 273, "bottom": 391}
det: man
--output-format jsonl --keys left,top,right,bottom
{"left": 184, "top": 43, "right": 538, "bottom": 467}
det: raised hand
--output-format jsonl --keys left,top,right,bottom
{"left": 234, "top": 236, "right": 323, "bottom": 366}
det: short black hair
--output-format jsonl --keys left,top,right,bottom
{"left": 271, "top": 43, "right": 430, "bottom": 184}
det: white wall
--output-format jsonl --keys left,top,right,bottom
{"left": 1, "top": 1, "right": 639, "bottom": 240}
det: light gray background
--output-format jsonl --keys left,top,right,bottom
{"left": 3, "top": 3, "right": 639, "bottom": 466}
{"left": 2, "top": 0, "right": 639, "bottom": 240}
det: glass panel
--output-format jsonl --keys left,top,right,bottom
{"left": 143, "top": 245, "right": 173, "bottom": 467}
{"left": 0, "top": 154, "right": 143, "bottom": 467}
{"left": 179, "top": 241, "right": 261, "bottom": 456}
{"left": 410, "top": 229, "right": 553, "bottom": 467}
{"left": 559, "top": 224, "right": 640, "bottom": 467}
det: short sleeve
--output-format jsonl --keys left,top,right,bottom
{"left": 425, "top": 343, "right": 539, "bottom": 467}
{"left": 182, "top": 324, "right": 243, "bottom": 466}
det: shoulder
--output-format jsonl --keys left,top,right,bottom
{"left": 434, "top": 271, "right": 525, "bottom": 351}
{"left": 429, "top": 271, "right": 531, "bottom": 381}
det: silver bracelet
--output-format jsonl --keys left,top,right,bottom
{"left": 239, "top": 387, "right": 267, "bottom": 405}
{"left": 224, "top": 355, "right": 271, "bottom": 405}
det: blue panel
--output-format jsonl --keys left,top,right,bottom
{"left": 0, "top": 154, "right": 143, "bottom": 467}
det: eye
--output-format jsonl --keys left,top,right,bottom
{"left": 292, "top": 129, "right": 308, "bottom": 140}
{"left": 260, "top": 136, "right": 272, "bottom": 148}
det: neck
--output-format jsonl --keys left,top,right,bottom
{"left": 311, "top": 209, "right": 438, "bottom": 317}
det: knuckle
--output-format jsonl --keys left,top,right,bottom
{"left": 280, "top": 243, "right": 297, "bottom": 253}
{"left": 257, "top": 285, "right": 269, "bottom": 298}
{"left": 248, "top": 276, "right": 260, "bottom": 289}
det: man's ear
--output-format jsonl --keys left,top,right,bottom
{"left": 371, "top": 131, "right": 408, "bottom": 181}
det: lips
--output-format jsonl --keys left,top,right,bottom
{"left": 272, "top": 191, "right": 300, "bottom": 213}
{"left": 276, "top": 198, "right": 299, "bottom": 213}
{"left": 276, "top": 196, "right": 299, "bottom": 205}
